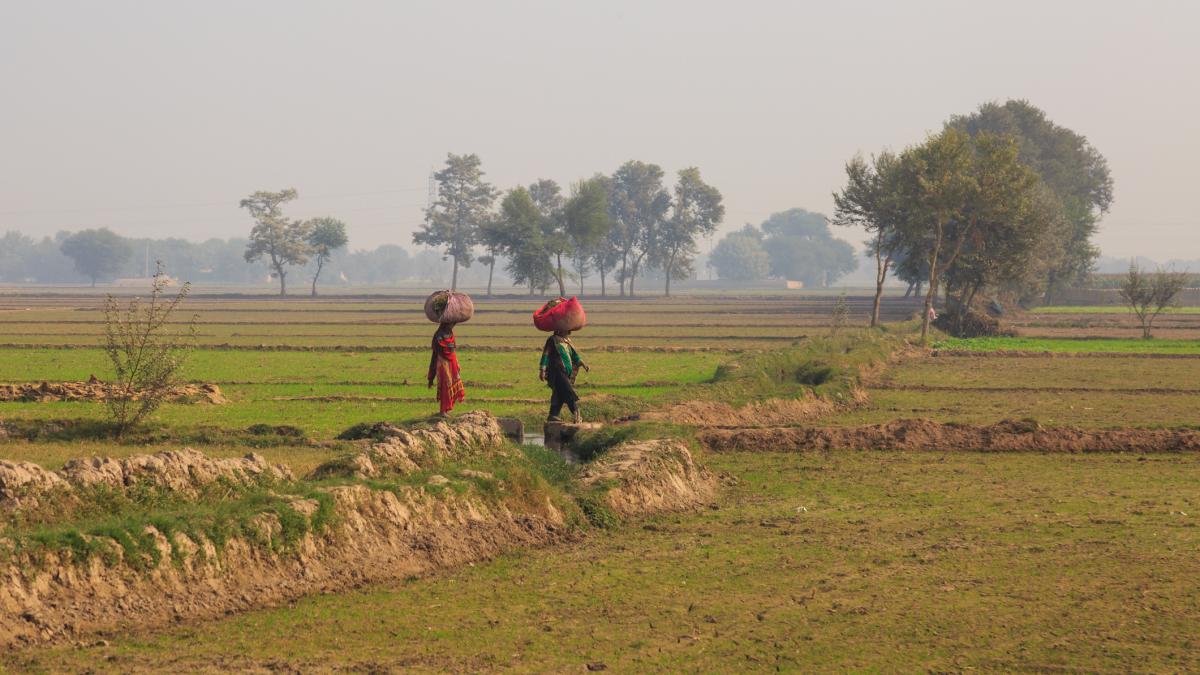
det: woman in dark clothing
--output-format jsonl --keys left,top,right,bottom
{"left": 428, "top": 322, "right": 465, "bottom": 416}
{"left": 539, "top": 329, "right": 589, "bottom": 422}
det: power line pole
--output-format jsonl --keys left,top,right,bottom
{"left": 426, "top": 168, "right": 438, "bottom": 212}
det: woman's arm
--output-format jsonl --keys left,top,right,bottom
{"left": 539, "top": 340, "right": 550, "bottom": 381}
{"left": 428, "top": 336, "right": 438, "bottom": 385}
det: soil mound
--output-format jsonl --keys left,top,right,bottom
{"left": 933, "top": 305, "right": 1015, "bottom": 338}
{"left": 0, "top": 483, "right": 567, "bottom": 648}
{"left": 0, "top": 462, "right": 69, "bottom": 510}
{"left": 0, "top": 449, "right": 292, "bottom": 512}
{"left": 313, "top": 411, "right": 508, "bottom": 479}
{"left": 0, "top": 422, "right": 722, "bottom": 648}
{"left": 698, "top": 419, "right": 1200, "bottom": 454}
{"left": 59, "top": 449, "right": 293, "bottom": 494}
{"left": 579, "top": 439, "right": 717, "bottom": 516}
{"left": 639, "top": 389, "right": 866, "bottom": 428}
{"left": 0, "top": 380, "right": 226, "bottom": 404}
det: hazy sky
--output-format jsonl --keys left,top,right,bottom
{"left": 2, "top": 1, "right": 1197, "bottom": 260}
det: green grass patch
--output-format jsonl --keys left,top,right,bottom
{"left": 935, "top": 336, "right": 1200, "bottom": 354}
{"left": 1032, "top": 305, "right": 1200, "bottom": 314}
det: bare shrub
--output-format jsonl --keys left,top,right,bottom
{"left": 1118, "top": 261, "right": 1188, "bottom": 339}
{"left": 103, "top": 263, "right": 197, "bottom": 435}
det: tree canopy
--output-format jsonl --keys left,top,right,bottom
{"left": 414, "top": 153, "right": 497, "bottom": 290}
{"left": 760, "top": 209, "right": 858, "bottom": 288}
{"left": 305, "top": 217, "right": 348, "bottom": 296}
{"left": 59, "top": 228, "right": 133, "bottom": 286}
{"left": 608, "top": 161, "right": 671, "bottom": 297}
{"left": 496, "top": 187, "right": 555, "bottom": 294}
{"left": 709, "top": 226, "right": 769, "bottom": 281}
{"left": 656, "top": 167, "right": 724, "bottom": 295}
{"left": 241, "top": 188, "right": 311, "bottom": 296}
{"left": 947, "top": 100, "right": 1113, "bottom": 298}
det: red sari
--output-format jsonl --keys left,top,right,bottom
{"left": 428, "top": 326, "right": 465, "bottom": 414}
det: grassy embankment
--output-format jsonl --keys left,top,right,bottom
{"left": 10, "top": 448, "right": 1197, "bottom": 672}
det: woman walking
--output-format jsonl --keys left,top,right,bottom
{"left": 423, "top": 290, "right": 472, "bottom": 417}
{"left": 428, "top": 321, "right": 465, "bottom": 416}
{"left": 540, "top": 328, "right": 588, "bottom": 423}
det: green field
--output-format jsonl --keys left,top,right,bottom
{"left": 1032, "top": 305, "right": 1200, "bottom": 314}
{"left": 934, "top": 336, "right": 1200, "bottom": 354}
{"left": 12, "top": 450, "right": 1198, "bottom": 672}
{"left": 1, "top": 292, "right": 1198, "bottom": 670}
{"left": 0, "top": 348, "right": 726, "bottom": 434}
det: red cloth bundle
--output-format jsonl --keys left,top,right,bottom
{"left": 533, "top": 296, "right": 587, "bottom": 332}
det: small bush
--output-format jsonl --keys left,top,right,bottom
{"left": 103, "top": 263, "right": 197, "bottom": 436}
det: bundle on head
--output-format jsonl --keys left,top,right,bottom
{"left": 533, "top": 296, "right": 586, "bottom": 332}
{"left": 424, "top": 290, "right": 474, "bottom": 324}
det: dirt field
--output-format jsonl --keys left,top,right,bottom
{"left": 1, "top": 290, "right": 1198, "bottom": 670}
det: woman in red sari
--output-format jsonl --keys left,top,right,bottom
{"left": 427, "top": 322, "right": 465, "bottom": 416}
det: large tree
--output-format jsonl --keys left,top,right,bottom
{"left": 891, "top": 130, "right": 975, "bottom": 341}
{"left": 241, "top": 188, "right": 311, "bottom": 296}
{"left": 475, "top": 213, "right": 507, "bottom": 297}
{"left": 305, "top": 217, "right": 348, "bottom": 296}
{"left": 948, "top": 100, "right": 1113, "bottom": 299}
{"left": 59, "top": 228, "right": 133, "bottom": 286}
{"left": 759, "top": 209, "right": 858, "bottom": 289}
{"left": 710, "top": 225, "right": 770, "bottom": 280}
{"left": 496, "top": 187, "right": 555, "bottom": 295}
{"left": 656, "top": 167, "right": 724, "bottom": 296}
{"left": 833, "top": 152, "right": 904, "bottom": 327}
{"left": 608, "top": 161, "right": 671, "bottom": 297}
{"left": 528, "top": 179, "right": 569, "bottom": 296}
{"left": 563, "top": 175, "right": 614, "bottom": 296}
{"left": 414, "top": 153, "right": 497, "bottom": 290}
{"left": 893, "top": 129, "right": 1044, "bottom": 342}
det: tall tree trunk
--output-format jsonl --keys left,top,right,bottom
{"left": 955, "top": 286, "right": 970, "bottom": 335}
{"left": 920, "top": 237, "right": 942, "bottom": 344}
{"left": 486, "top": 258, "right": 494, "bottom": 297}
{"left": 450, "top": 255, "right": 459, "bottom": 291}
{"left": 870, "top": 249, "right": 890, "bottom": 329}
{"left": 619, "top": 255, "right": 628, "bottom": 297}
{"left": 966, "top": 283, "right": 980, "bottom": 310}
{"left": 599, "top": 266, "right": 607, "bottom": 297}
{"left": 277, "top": 264, "right": 287, "bottom": 296}
{"left": 1044, "top": 270, "right": 1057, "bottom": 305}
{"left": 629, "top": 252, "right": 645, "bottom": 298}
{"left": 664, "top": 252, "right": 675, "bottom": 297}
{"left": 311, "top": 257, "right": 323, "bottom": 297}
{"left": 555, "top": 253, "right": 565, "bottom": 296}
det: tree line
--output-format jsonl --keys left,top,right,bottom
{"left": 0, "top": 227, "right": 461, "bottom": 290}
{"left": 414, "top": 155, "right": 725, "bottom": 297}
{"left": 831, "top": 99, "right": 1114, "bottom": 341}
